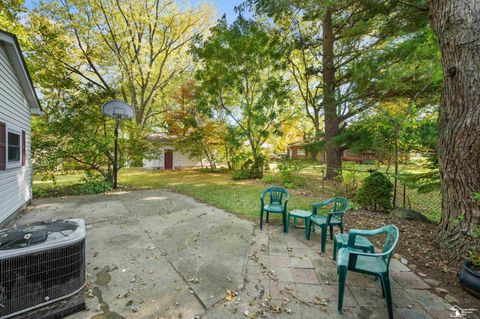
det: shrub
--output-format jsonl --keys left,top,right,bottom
{"left": 360, "top": 159, "right": 378, "bottom": 166}
{"left": 283, "top": 181, "right": 297, "bottom": 189}
{"left": 232, "top": 169, "right": 251, "bottom": 180}
{"left": 33, "top": 188, "right": 50, "bottom": 199}
{"left": 342, "top": 162, "right": 359, "bottom": 197}
{"left": 468, "top": 244, "right": 480, "bottom": 267}
{"left": 232, "top": 155, "right": 266, "bottom": 180}
{"left": 76, "top": 180, "right": 113, "bottom": 195}
{"left": 249, "top": 155, "right": 266, "bottom": 178}
{"left": 263, "top": 173, "right": 280, "bottom": 184}
{"left": 277, "top": 160, "right": 306, "bottom": 187}
{"left": 356, "top": 171, "right": 393, "bottom": 211}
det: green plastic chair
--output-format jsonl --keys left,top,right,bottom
{"left": 306, "top": 197, "right": 349, "bottom": 252}
{"left": 333, "top": 233, "right": 374, "bottom": 261}
{"left": 336, "top": 225, "right": 399, "bottom": 319}
{"left": 260, "top": 187, "right": 289, "bottom": 232}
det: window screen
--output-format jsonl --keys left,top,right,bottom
{"left": 8, "top": 132, "right": 20, "bottom": 163}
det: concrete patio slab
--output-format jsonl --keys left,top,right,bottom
{"left": 11, "top": 189, "right": 461, "bottom": 319}
{"left": 16, "top": 190, "right": 252, "bottom": 318}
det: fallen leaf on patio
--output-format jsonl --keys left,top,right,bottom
{"left": 86, "top": 289, "right": 94, "bottom": 298}
{"left": 313, "top": 296, "right": 330, "bottom": 306}
{"left": 225, "top": 289, "right": 235, "bottom": 301}
{"left": 188, "top": 276, "right": 200, "bottom": 284}
{"left": 270, "top": 305, "right": 281, "bottom": 314}
{"left": 267, "top": 270, "right": 276, "bottom": 279}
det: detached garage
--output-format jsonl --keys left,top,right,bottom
{"left": 143, "top": 133, "right": 206, "bottom": 170}
{"left": 0, "top": 30, "right": 42, "bottom": 227}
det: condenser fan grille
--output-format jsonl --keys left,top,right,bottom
{"left": 0, "top": 220, "right": 79, "bottom": 250}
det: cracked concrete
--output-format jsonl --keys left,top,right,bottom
{"left": 18, "top": 189, "right": 252, "bottom": 319}
{"left": 14, "top": 189, "right": 460, "bottom": 319}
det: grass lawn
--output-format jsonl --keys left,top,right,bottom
{"left": 34, "top": 168, "right": 318, "bottom": 222}
{"left": 34, "top": 173, "right": 83, "bottom": 187}
{"left": 34, "top": 163, "right": 441, "bottom": 222}
{"left": 121, "top": 168, "right": 318, "bottom": 220}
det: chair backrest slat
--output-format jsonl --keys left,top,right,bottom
{"left": 263, "top": 187, "right": 289, "bottom": 205}
{"left": 332, "top": 197, "right": 349, "bottom": 213}
{"left": 327, "top": 197, "right": 349, "bottom": 222}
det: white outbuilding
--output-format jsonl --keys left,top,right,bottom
{"left": 142, "top": 133, "right": 205, "bottom": 170}
{"left": 0, "top": 30, "right": 42, "bottom": 226}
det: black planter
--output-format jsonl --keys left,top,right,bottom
{"left": 458, "top": 260, "right": 480, "bottom": 297}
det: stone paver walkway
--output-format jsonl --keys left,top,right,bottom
{"left": 208, "top": 224, "right": 455, "bottom": 319}
{"left": 14, "top": 190, "right": 458, "bottom": 319}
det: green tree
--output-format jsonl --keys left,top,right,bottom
{"left": 32, "top": 88, "right": 146, "bottom": 182}
{"left": 0, "top": 0, "right": 26, "bottom": 35}
{"left": 4, "top": 0, "right": 214, "bottom": 178}
{"left": 30, "top": 0, "right": 214, "bottom": 126}
{"left": 222, "top": 126, "right": 245, "bottom": 170}
{"left": 194, "top": 17, "right": 292, "bottom": 177}
{"left": 164, "top": 81, "right": 222, "bottom": 169}
{"left": 249, "top": 0, "right": 434, "bottom": 179}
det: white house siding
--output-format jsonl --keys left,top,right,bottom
{"left": 172, "top": 150, "right": 203, "bottom": 169}
{"left": 0, "top": 44, "right": 32, "bottom": 225}
{"left": 143, "top": 146, "right": 204, "bottom": 169}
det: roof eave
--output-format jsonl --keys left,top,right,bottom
{"left": 0, "top": 30, "right": 43, "bottom": 114}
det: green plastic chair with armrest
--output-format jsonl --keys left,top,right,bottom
{"left": 336, "top": 225, "right": 400, "bottom": 319}
{"left": 260, "top": 187, "right": 289, "bottom": 232}
{"left": 306, "top": 196, "right": 349, "bottom": 252}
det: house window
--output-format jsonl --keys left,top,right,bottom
{"left": 297, "top": 149, "right": 305, "bottom": 156}
{"left": 8, "top": 131, "right": 21, "bottom": 163}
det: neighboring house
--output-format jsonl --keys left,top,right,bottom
{"left": 0, "top": 30, "right": 42, "bottom": 227}
{"left": 142, "top": 133, "right": 205, "bottom": 170}
{"left": 341, "top": 150, "right": 378, "bottom": 163}
{"left": 341, "top": 150, "right": 410, "bottom": 163}
{"left": 287, "top": 141, "right": 326, "bottom": 163}
{"left": 288, "top": 141, "right": 306, "bottom": 159}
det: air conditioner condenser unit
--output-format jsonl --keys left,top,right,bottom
{"left": 0, "top": 219, "right": 86, "bottom": 319}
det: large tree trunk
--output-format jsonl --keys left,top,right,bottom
{"left": 429, "top": 0, "right": 480, "bottom": 259}
{"left": 322, "top": 9, "right": 342, "bottom": 179}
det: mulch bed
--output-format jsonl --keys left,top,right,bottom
{"left": 343, "top": 210, "right": 479, "bottom": 309}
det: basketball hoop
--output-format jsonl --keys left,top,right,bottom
{"left": 102, "top": 100, "right": 135, "bottom": 120}
{"left": 101, "top": 100, "right": 135, "bottom": 189}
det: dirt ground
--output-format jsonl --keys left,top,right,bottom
{"left": 344, "top": 210, "right": 480, "bottom": 310}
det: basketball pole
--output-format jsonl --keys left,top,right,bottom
{"left": 113, "top": 117, "right": 119, "bottom": 189}
{"left": 102, "top": 100, "right": 134, "bottom": 190}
